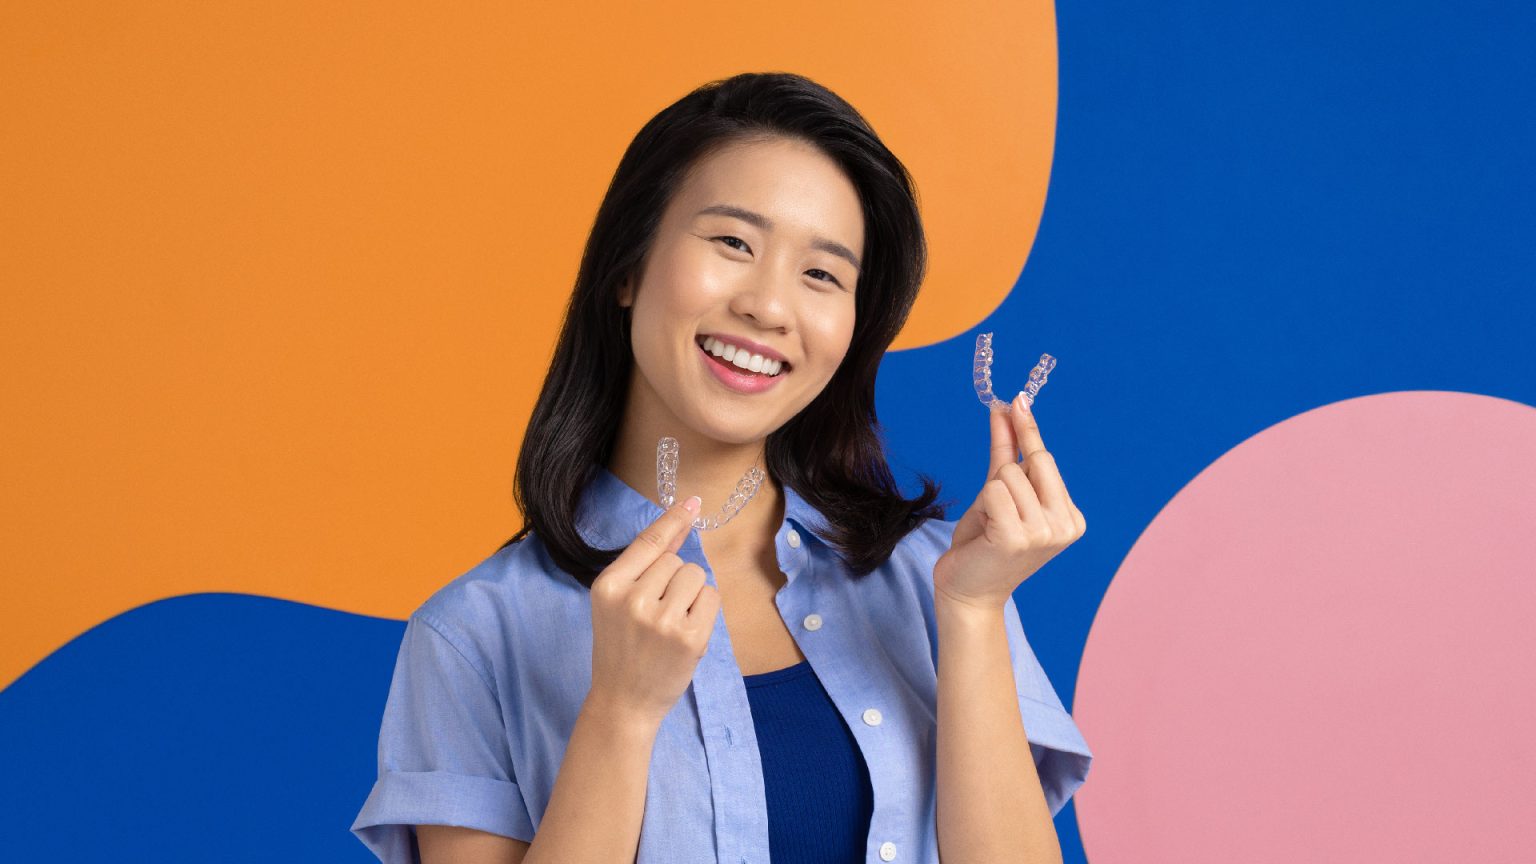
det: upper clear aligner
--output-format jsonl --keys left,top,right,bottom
{"left": 974, "top": 332, "right": 1057, "bottom": 410}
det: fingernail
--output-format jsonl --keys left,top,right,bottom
{"left": 1014, "top": 391, "right": 1028, "bottom": 410}
{"left": 683, "top": 495, "right": 701, "bottom": 514}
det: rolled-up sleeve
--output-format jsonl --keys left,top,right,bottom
{"left": 351, "top": 613, "right": 536, "bottom": 862}
{"left": 1002, "top": 594, "right": 1094, "bottom": 818}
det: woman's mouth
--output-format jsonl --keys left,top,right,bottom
{"left": 696, "top": 335, "right": 789, "bottom": 394}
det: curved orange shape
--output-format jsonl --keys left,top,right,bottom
{"left": 0, "top": 0, "right": 1056, "bottom": 688}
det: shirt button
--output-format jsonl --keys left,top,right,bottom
{"left": 786, "top": 528, "right": 802, "bottom": 548}
{"left": 879, "top": 841, "right": 898, "bottom": 860}
{"left": 802, "top": 613, "right": 822, "bottom": 631}
{"left": 863, "top": 708, "right": 883, "bottom": 726}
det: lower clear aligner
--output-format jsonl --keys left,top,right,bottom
{"left": 974, "top": 331, "right": 1056, "bottom": 411}
{"left": 656, "top": 436, "right": 765, "bottom": 530}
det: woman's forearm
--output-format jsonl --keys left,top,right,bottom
{"left": 934, "top": 595, "right": 1062, "bottom": 864}
{"left": 523, "top": 692, "right": 660, "bottom": 864}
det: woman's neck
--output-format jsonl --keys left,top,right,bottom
{"left": 606, "top": 382, "right": 783, "bottom": 570}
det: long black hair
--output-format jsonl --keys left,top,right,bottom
{"left": 501, "top": 71, "right": 946, "bottom": 587}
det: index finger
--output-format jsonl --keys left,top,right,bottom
{"left": 610, "top": 496, "right": 701, "bottom": 579}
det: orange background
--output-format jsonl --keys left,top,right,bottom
{"left": 0, "top": 0, "right": 1056, "bottom": 689}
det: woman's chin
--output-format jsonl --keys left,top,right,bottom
{"left": 673, "top": 415, "right": 779, "bottom": 449}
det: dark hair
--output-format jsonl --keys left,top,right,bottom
{"left": 501, "top": 71, "right": 945, "bottom": 587}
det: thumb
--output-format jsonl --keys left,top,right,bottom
{"left": 950, "top": 484, "right": 989, "bottom": 548}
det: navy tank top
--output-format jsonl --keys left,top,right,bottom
{"left": 742, "top": 658, "right": 874, "bottom": 862}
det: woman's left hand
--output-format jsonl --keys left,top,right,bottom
{"left": 933, "top": 392, "right": 1087, "bottom": 613}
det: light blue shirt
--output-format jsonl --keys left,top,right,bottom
{"left": 351, "top": 465, "right": 1092, "bottom": 863}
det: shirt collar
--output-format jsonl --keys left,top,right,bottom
{"left": 573, "top": 463, "right": 835, "bottom": 550}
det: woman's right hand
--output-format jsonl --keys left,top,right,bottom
{"left": 587, "top": 496, "right": 721, "bottom": 727}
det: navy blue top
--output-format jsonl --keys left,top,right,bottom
{"left": 743, "top": 658, "right": 874, "bottom": 863}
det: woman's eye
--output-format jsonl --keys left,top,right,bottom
{"left": 715, "top": 236, "right": 752, "bottom": 254}
{"left": 713, "top": 236, "right": 843, "bottom": 290}
{"left": 806, "top": 268, "right": 841, "bottom": 287}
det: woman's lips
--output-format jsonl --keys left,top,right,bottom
{"left": 698, "top": 342, "right": 786, "bottom": 394}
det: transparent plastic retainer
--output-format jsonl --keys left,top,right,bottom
{"left": 974, "top": 332, "right": 1056, "bottom": 411}
{"left": 656, "top": 437, "right": 766, "bottom": 531}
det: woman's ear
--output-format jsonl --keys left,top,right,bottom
{"left": 617, "top": 274, "right": 634, "bottom": 308}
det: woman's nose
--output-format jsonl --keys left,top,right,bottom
{"left": 729, "top": 261, "right": 794, "bottom": 328}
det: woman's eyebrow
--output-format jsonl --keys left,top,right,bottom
{"left": 695, "top": 203, "right": 861, "bottom": 273}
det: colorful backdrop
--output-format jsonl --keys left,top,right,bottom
{"left": 3, "top": 0, "right": 1533, "bottom": 860}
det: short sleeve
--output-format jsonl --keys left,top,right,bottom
{"left": 1002, "top": 594, "right": 1094, "bottom": 818}
{"left": 350, "top": 613, "right": 536, "bottom": 862}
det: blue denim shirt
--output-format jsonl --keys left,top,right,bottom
{"left": 351, "top": 465, "right": 1092, "bottom": 863}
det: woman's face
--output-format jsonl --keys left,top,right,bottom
{"left": 619, "top": 135, "right": 864, "bottom": 447}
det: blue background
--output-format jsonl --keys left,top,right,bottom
{"left": 3, "top": 0, "right": 1533, "bottom": 859}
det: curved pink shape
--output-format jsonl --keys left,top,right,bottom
{"left": 1075, "top": 391, "right": 1536, "bottom": 861}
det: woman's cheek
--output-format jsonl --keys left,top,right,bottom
{"left": 809, "top": 307, "right": 856, "bottom": 367}
{"left": 676, "top": 247, "right": 734, "bottom": 300}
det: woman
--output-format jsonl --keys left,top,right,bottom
{"left": 351, "top": 71, "right": 1092, "bottom": 864}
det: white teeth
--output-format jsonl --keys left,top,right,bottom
{"left": 700, "top": 336, "right": 786, "bottom": 377}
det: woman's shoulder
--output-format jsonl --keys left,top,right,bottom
{"left": 833, "top": 512, "right": 956, "bottom": 599}
{"left": 410, "top": 530, "right": 583, "bottom": 666}
{"left": 907, "top": 512, "right": 958, "bottom": 546}
{"left": 888, "top": 512, "right": 957, "bottom": 567}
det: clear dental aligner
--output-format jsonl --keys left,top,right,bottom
{"left": 656, "top": 436, "right": 766, "bottom": 530}
{"left": 974, "top": 331, "right": 1057, "bottom": 410}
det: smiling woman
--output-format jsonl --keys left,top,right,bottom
{"left": 350, "top": 71, "right": 1092, "bottom": 864}
{"left": 511, "top": 83, "right": 943, "bottom": 582}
